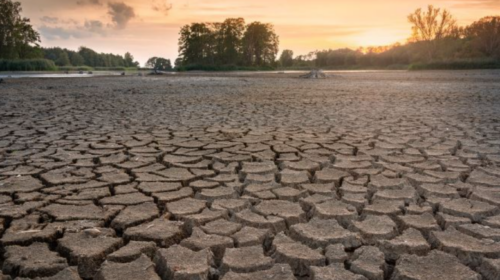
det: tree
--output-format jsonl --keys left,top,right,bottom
{"left": 242, "top": 22, "right": 279, "bottom": 66}
{"left": 0, "top": 0, "right": 41, "bottom": 59}
{"left": 215, "top": 18, "right": 245, "bottom": 65}
{"left": 408, "top": 5, "right": 459, "bottom": 60}
{"left": 179, "top": 22, "right": 217, "bottom": 65}
{"left": 124, "top": 52, "right": 139, "bottom": 67}
{"left": 145, "top": 57, "right": 172, "bottom": 70}
{"left": 279, "top": 49, "right": 294, "bottom": 67}
{"left": 56, "top": 51, "right": 71, "bottom": 66}
{"left": 69, "top": 52, "right": 85, "bottom": 66}
{"left": 465, "top": 16, "right": 500, "bottom": 57}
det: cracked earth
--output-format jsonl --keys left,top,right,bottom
{"left": 0, "top": 70, "right": 500, "bottom": 280}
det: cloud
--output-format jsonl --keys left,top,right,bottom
{"left": 84, "top": 20, "right": 107, "bottom": 35}
{"left": 39, "top": 26, "right": 89, "bottom": 40}
{"left": 451, "top": 0, "right": 500, "bottom": 9}
{"left": 108, "top": 2, "right": 136, "bottom": 29}
{"left": 76, "top": 0, "right": 103, "bottom": 5}
{"left": 40, "top": 16, "right": 59, "bottom": 24}
{"left": 152, "top": 0, "right": 173, "bottom": 15}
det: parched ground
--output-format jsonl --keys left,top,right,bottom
{"left": 0, "top": 70, "right": 500, "bottom": 280}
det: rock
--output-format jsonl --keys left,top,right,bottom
{"left": 124, "top": 218, "right": 185, "bottom": 247}
{"left": 3, "top": 242, "right": 68, "bottom": 278}
{"left": 154, "top": 245, "right": 214, "bottom": 280}
{"left": 233, "top": 209, "right": 286, "bottom": 234}
{"left": 289, "top": 218, "right": 362, "bottom": 249}
{"left": 350, "top": 246, "right": 386, "bottom": 280}
{"left": 439, "top": 198, "right": 499, "bottom": 222}
{"left": 311, "top": 264, "right": 368, "bottom": 280}
{"left": 312, "top": 200, "right": 358, "bottom": 227}
{"left": 254, "top": 200, "right": 306, "bottom": 226}
{"left": 379, "top": 228, "right": 430, "bottom": 261}
{"left": 457, "top": 223, "right": 500, "bottom": 241}
{"left": 180, "top": 227, "right": 234, "bottom": 263}
{"left": 57, "top": 229, "right": 123, "bottom": 278}
{"left": 110, "top": 202, "right": 159, "bottom": 231}
{"left": 391, "top": 250, "right": 481, "bottom": 280}
{"left": 430, "top": 227, "right": 500, "bottom": 267}
{"left": 201, "top": 219, "right": 242, "bottom": 236}
{"left": 0, "top": 176, "right": 44, "bottom": 194}
{"left": 351, "top": 215, "right": 398, "bottom": 244}
{"left": 325, "top": 244, "right": 348, "bottom": 264}
{"left": 107, "top": 241, "right": 157, "bottom": 263}
{"left": 221, "top": 264, "right": 295, "bottom": 280}
{"left": 478, "top": 258, "right": 500, "bottom": 280}
{"left": 396, "top": 212, "right": 440, "bottom": 237}
{"left": 271, "top": 232, "right": 325, "bottom": 276}
{"left": 232, "top": 226, "right": 272, "bottom": 248}
{"left": 94, "top": 255, "right": 160, "bottom": 280}
{"left": 15, "top": 267, "right": 81, "bottom": 280}
{"left": 220, "top": 246, "right": 274, "bottom": 274}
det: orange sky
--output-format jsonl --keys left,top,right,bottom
{"left": 18, "top": 0, "right": 499, "bottom": 65}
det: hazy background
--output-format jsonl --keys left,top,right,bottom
{"left": 18, "top": 0, "right": 499, "bottom": 65}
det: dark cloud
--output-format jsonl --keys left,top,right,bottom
{"left": 108, "top": 2, "right": 136, "bottom": 29}
{"left": 76, "top": 0, "right": 103, "bottom": 6}
{"left": 152, "top": 0, "right": 173, "bottom": 15}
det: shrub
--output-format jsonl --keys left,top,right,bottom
{"left": 0, "top": 59, "right": 57, "bottom": 71}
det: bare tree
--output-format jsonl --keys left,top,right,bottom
{"left": 465, "top": 16, "right": 500, "bottom": 58}
{"left": 408, "top": 5, "right": 458, "bottom": 60}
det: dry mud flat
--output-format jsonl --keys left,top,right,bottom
{"left": 0, "top": 70, "right": 499, "bottom": 279}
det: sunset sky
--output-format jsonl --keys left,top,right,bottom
{"left": 18, "top": 0, "right": 499, "bottom": 65}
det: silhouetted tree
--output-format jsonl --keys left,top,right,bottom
{"left": 56, "top": 51, "right": 71, "bottom": 66}
{"left": 179, "top": 22, "right": 217, "bottom": 65}
{"left": 146, "top": 57, "right": 172, "bottom": 70}
{"left": 0, "top": 0, "right": 40, "bottom": 59}
{"left": 465, "top": 16, "right": 500, "bottom": 58}
{"left": 124, "top": 52, "right": 139, "bottom": 67}
{"left": 215, "top": 18, "right": 245, "bottom": 65}
{"left": 242, "top": 22, "right": 279, "bottom": 66}
{"left": 69, "top": 52, "right": 85, "bottom": 66}
{"left": 408, "top": 5, "right": 459, "bottom": 60}
{"left": 279, "top": 49, "right": 294, "bottom": 67}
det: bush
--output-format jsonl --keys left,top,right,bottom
{"left": 177, "top": 64, "right": 275, "bottom": 72}
{"left": 409, "top": 59, "right": 500, "bottom": 70}
{"left": 0, "top": 59, "right": 57, "bottom": 71}
{"left": 58, "top": 66, "right": 93, "bottom": 71}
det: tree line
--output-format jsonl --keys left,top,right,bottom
{"left": 177, "top": 18, "right": 279, "bottom": 70}
{"left": 280, "top": 6, "right": 500, "bottom": 69}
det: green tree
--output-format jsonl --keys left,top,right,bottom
{"left": 279, "top": 49, "right": 294, "bottom": 67}
{"left": 124, "top": 52, "right": 138, "bottom": 67}
{"left": 215, "top": 18, "right": 245, "bottom": 65}
{"left": 179, "top": 22, "right": 217, "bottom": 65}
{"left": 0, "top": 0, "right": 41, "bottom": 59}
{"left": 465, "top": 16, "right": 500, "bottom": 58}
{"left": 145, "top": 57, "right": 172, "bottom": 70}
{"left": 56, "top": 51, "right": 71, "bottom": 66}
{"left": 242, "top": 22, "right": 279, "bottom": 66}
{"left": 69, "top": 52, "right": 85, "bottom": 66}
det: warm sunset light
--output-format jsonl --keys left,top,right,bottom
{"left": 15, "top": 0, "right": 499, "bottom": 64}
